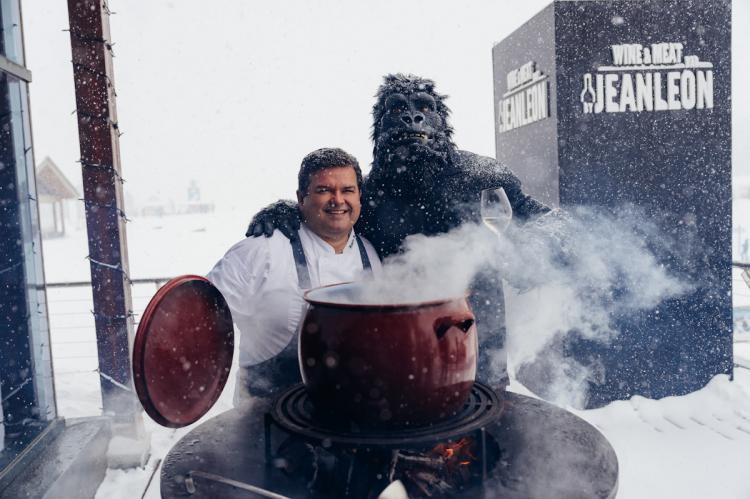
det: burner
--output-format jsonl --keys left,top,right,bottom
{"left": 161, "top": 391, "right": 619, "bottom": 499}
{"left": 267, "top": 382, "right": 503, "bottom": 449}
{"left": 264, "top": 383, "right": 503, "bottom": 498}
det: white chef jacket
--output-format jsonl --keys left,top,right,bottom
{"left": 207, "top": 223, "right": 382, "bottom": 368}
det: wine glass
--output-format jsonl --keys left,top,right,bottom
{"left": 481, "top": 187, "right": 513, "bottom": 234}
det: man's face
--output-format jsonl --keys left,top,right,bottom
{"left": 297, "top": 166, "right": 361, "bottom": 241}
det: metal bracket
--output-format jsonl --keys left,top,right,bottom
{"left": 0, "top": 55, "right": 31, "bottom": 82}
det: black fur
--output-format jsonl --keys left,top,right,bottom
{"left": 360, "top": 73, "right": 549, "bottom": 258}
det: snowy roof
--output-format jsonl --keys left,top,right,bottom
{"left": 36, "top": 156, "right": 79, "bottom": 200}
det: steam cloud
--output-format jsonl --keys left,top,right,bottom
{"left": 357, "top": 205, "right": 690, "bottom": 408}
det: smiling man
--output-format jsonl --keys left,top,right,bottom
{"left": 297, "top": 151, "right": 362, "bottom": 254}
{"left": 208, "top": 148, "right": 382, "bottom": 404}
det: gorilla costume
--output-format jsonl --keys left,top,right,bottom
{"left": 248, "top": 74, "right": 551, "bottom": 389}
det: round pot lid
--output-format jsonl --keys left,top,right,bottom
{"left": 133, "top": 275, "right": 234, "bottom": 428}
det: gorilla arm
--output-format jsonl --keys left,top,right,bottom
{"left": 452, "top": 150, "right": 550, "bottom": 222}
{"left": 245, "top": 199, "right": 301, "bottom": 239}
{"left": 456, "top": 150, "right": 576, "bottom": 288}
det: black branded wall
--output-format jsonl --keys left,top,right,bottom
{"left": 493, "top": 0, "right": 732, "bottom": 407}
{"left": 493, "top": 4, "right": 559, "bottom": 206}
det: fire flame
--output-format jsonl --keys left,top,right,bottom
{"left": 431, "top": 437, "right": 476, "bottom": 468}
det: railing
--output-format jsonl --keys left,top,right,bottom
{"left": 44, "top": 267, "right": 750, "bottom": 414}
{"left": 45, "top": 277, "right": 173, "bottom": 417}
{"left": 45, "top": 277, "right": 175, "bottom": 289}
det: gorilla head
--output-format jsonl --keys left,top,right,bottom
{"left": 371, "top": 74, "right": 456, "bottom": 187}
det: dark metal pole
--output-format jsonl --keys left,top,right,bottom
{"left": 67, "top": 0, "right": 136, "bottom": 421}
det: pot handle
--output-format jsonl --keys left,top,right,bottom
{"left": 433, "top": 314, "right": 475, "bottom": 340}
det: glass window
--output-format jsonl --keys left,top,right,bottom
{"left": 0, "top": 0, "right": 24, "bottom": 65}
{"left": 0, "top": 2, "right": 55, "bottom": 472}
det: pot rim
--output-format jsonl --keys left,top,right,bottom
{"left": 303, "top": 281, "right": 470, "bottom": 311}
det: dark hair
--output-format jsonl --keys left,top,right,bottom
{"left": 298, "top": 147, "right": 362, "bottom": 194}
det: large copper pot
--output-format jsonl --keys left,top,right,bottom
{"left": 299, "top": 282, "right": 477, "bottom": 427}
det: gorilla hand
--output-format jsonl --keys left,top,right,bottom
{"left": 245, "top": 200, "right": 301, "bottom": 240}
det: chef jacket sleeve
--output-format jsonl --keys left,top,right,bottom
{"left": 206, "top": 238, "right": 271, "bottom": 322}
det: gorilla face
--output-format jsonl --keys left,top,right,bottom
{"left": 370, "top": 74, "right": 456, "bottom": 188}
{"left": 379, "top": 91, "right": 442, "bottom": 150}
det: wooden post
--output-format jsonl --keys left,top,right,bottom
{"left": 67, "top": 0, "right": 136, "bottom": 423}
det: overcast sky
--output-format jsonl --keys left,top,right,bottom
{"left": 21, "top": 0, "right": 749, "bottom": 215}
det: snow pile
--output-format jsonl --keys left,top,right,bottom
{"left": 572, "top": 372, "right": 750, "bottom": 499}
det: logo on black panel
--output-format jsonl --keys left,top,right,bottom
{"left": 498, "top": 61, "right": 550, "bottom": 133}
{"left": 580, "top": 42, "right": 714, "bottom": 114}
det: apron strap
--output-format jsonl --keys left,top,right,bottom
{"left": 290, "top": 234, "right": 311, "bottom": 289}
{"left": 355, "top": 233, "right": 372, "bottom": 271}
{"left": 292, "top": 230, "right": 373, "bottom": 289}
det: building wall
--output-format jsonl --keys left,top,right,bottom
{"left": 493, "top": 0, "right": 732, "bottom": 407}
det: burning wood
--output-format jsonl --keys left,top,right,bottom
{"left": 391, "top": 452, "right": 444, "bottom": 470}
{"left": 404, "top": 470, "right": 452, "bottom": 496}
{"left": 388, "top": 437, "right": 480, "bottom": 497}
{"left": 431, "top": 438, "right": 476, "bottom": 470}
{"left": 274, "top": 432, "right": 494, "bottom": 498}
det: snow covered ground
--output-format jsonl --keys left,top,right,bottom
{"left": 40, "top": 206, "right": 750, "bottom": 499}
